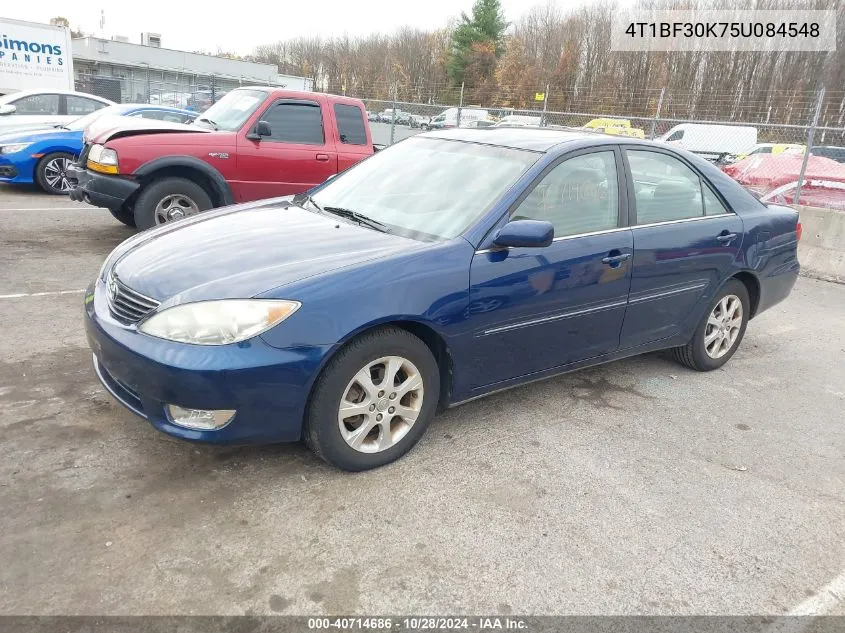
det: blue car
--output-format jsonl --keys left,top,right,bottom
{"left": 85, "top": 128, "right": 800, "bottom": 471}
{"left": 0, "top": 104, "right": 196, "bottom": 194}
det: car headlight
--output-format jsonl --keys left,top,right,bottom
{"left": 0, "top": 143, "right": 31, "bottom": 154}
{"left": 139, "top": 299, "right": 301, "bottom": 345}
{"left": 87, "top": 144, "right": 119, "bottom": 174}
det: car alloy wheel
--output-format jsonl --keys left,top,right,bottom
{"left": 704, "top": 294, "right": 743, "bottom": 359}
{"left": 337, "top": 355, "right": 424, "bottom": 453}
{"left": 43, "top": 156, "right": 71, "bottom": 192}
{"left": 154, "top": 194, "right": 201, "bottom": 224}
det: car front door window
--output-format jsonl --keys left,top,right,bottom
{"left": 512, "top": 150, "right": 620, "bottom": 237}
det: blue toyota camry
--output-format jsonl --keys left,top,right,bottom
{"left": 0, "top": 104, "right": 196, "bottom": 194}
{"left": 85, "top": 128, "right": 800, "bottom": 471}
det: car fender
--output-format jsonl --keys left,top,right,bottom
{"left": 134, "top": 155, "right": 234, "bottom": 206}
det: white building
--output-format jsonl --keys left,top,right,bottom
{"left": 71, "top": 35, "right": 311, "bottom": 107}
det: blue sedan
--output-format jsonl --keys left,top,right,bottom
{"left": 85, "top": 128, "right": 800, "bottom": 471}
{"left": 0, "top": 104, "right": 196, "bottom": 194}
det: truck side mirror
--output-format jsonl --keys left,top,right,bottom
{"left": 247, "top": 120, "right": 271, "bottom": 141}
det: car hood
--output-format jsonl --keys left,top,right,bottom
{"left": 86, "top": 115, "right": 208, "bottom": 144}
{"left": 111, "top": 201, "right": 424, "bottom": 304}
{"left": 0, "top": 127, "right": 79, "bottom": 144}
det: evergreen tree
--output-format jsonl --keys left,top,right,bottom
{"left": 447, "top": 0, "right": 508, "bottom": 85}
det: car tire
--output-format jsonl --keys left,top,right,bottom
{"left": 108, "top": 207, "right": 137, "bottom": 227}
{"left": 35, "top": 152, "right": 75, "bottom": 195}
{"left": 133, "top": 177, "right": 213, "bottom": 230}
{"left": 305, "top": 326, "right": 440, "bottom": 471}
{"left": 672, "top": 278, "right": 750, "bottom": 372}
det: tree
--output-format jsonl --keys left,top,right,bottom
{"left": 50, "top": 16, "right": 85, "bottom": 38}
{"left": 447, "top": 0, "right": 508, "bottom": 85}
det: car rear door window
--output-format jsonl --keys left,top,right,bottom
{"left": 261, "top": 101, "right": 325, "bottom": 145}
{"left": 66, "top": 96, "right": 106, "bottom": 115}
{"left": 333, "top": 104, "right": 367, "bottom": 145}
{"left": 12, "top": 93, "right": 59, "bottom": 115}
{"left": 512, "top": 151, "right": 620, "bottom": 237}
{"left": 627, "top": 150, "right": 716, "bottom": 224}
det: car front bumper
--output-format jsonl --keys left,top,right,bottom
{"left": 84, "top": 279, "right": 331, "bottom": 444}
{"left": 0, "top": 154, "right": 31, "bottom": 184}
{"left": 68, "top": 163, "right": 140, "bottom": 212}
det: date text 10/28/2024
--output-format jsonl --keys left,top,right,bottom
{"left": 308, "top": 617, "right": 528, "bottom": 630}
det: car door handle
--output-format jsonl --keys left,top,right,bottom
{"left": 315, "top": 153, "right": 330, "bottom": 162}
{"left": 716, "top": 232, "right": 738, "bottom": 244}
{"left": 601, "top": 253, "right": 632, "bottom": 265}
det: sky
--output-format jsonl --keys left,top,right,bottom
{"left": 3, "top": 0, "right": 600, "bottom": 56}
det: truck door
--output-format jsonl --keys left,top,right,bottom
{"left": 236, "top": 97, "right": 337, "bottom": 201}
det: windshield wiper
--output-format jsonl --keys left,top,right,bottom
{"left": 196, "top": 117, "right": 218, "bottom": 130}
{"left": 323, "top": 206, "right": 390, "bottom": 233}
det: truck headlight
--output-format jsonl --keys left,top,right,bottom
{"left": 87, "top": 144, "right": 119, "bottom": 174}
{"left": 139, "top": 300, "right": 301, "bottom": 345}
{"left": 0, "top": 143, "right": 30, "bottom": 154}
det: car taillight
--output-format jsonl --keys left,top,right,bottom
{"left": 796, "top": 221, "right": 803, "bottom": 242}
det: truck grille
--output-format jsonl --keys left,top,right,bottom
{"left": 106, "top": 271, "right": 160, "bottom": 324}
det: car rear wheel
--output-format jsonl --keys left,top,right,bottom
{"left": 108, "top": 207, "right": 137, "bottom": 227}
{"left": 35, "top": 152, "right": 74, "bottom": 195}
{"left": 672, "top": 279, "right": 750, "bottom": 371}
{"left": 133, "top": 177, "right": 213, "bottom": 230}
{"left": 305, "top": 326, "right": 440, "bottom": 471}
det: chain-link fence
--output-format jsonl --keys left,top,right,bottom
{"left": 356, "top": 83, "right": 845, "bottom": 211}
{"left": 74, "top": 72, "right": 278, "bottom": 113}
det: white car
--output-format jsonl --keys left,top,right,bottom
{"left": 0, "top": 90, "right": 114, "bottom": 133}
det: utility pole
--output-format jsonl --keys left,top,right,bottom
{"left": 794, "top": 87, "right": 825, "bottom": 206}
{"left": 457, "top": 82, "right": 464, "bottom": 128}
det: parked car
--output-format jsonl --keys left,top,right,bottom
{"left": 421, "top": 108, "right": 490, "bottom": 131}
{"left": 726, "top": 143, "right": 805, "bottom": 164}
{"left": 409, "top": 114, "right": 429, "bottom": 129}
{"left": 86, "top": 128, "right": 799, "bottom": 471}
{"left": 379, "top": 109, "right": 400, "bottom": 123}
{"left": 0, "top": 90, "right": 114, "bottom": 133}
{"left": 722, "top": 153, "right": 845, "bottom": 209}
{"left": 69, "top": 87, "right": 376, "bottom": 229}
{"left": 811, "top": 145, "right": 845, "bottom": 163}
{"left": 659, "top": 124, "right": 757, "bottom": 158}
{"left": 494, "top": 114, "right": 542, "bottom": 128}
{"left": 583, "top": 118, "right": 632, "bottom": 131}
{"left": 366, "top": 111, "right": 379, "bottom": 122}
{"left": 0, "top": 104, "right": 196, "bottom": 194}
{"left": 460, "top": 120, "right": 495, "bottom": 129}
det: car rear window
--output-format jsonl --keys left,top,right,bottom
{"left": 334, "top": 104, "right": 367, "bottom": 145}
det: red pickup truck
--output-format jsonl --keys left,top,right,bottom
{"left": 68, "top": 88, "right": 376, "bottom": 229}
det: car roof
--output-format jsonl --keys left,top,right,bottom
{"left": 0, "top": 89, "right": 112, "bottom": 104}
{"left": 422, "top": 126, "right": 638, "bottom": 152}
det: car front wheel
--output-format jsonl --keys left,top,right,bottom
{"left": 36, "top": 152, "right": 74, "bottom": 194}
{"left": 672, "top": 278, "right": 750, "bottom": 371}
{"left": 305, "top": 326, "right": 440, "bottom": 471}
{"left": 133, "top": 177, "right": 213, "bottom": 230}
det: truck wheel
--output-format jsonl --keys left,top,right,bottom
{"left": 133, "top": 177, "right": 213, "bottom": 230}
{"left": 35, "top": 152, "right": 74, "bottom": 194}
{"left": 109, "top": 207, "right": 136, "bottom": 227}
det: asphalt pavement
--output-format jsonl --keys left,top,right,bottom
{"left": 0, "top": 186, "right": 843, "bottom": 616}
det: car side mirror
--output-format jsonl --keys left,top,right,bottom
{"left": 492, "top": 220, "right": 554, "bottom": 249}
{"left": 0, "top": 104, "right": 16, "bottom": 115}
{"left": 247, "top": 119, "right": 271, "bottom": 140}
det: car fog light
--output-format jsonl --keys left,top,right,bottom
{"left": 166, "top": 405, "right": 235, "bottom": 430}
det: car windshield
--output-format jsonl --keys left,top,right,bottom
{"left": 66, "top": 105, "right": 125, "bottom": 131}
{"left": 310, "top": 137, "right": 540, "bottom": 241}
{"left": 193, "top": 89, "right": 267, "bottom": 131}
